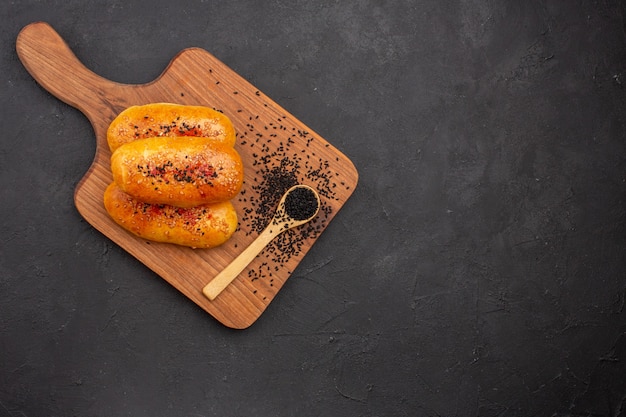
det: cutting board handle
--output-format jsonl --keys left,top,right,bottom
{"left": 16, "top": 22, "right": 119, "bottom": 124}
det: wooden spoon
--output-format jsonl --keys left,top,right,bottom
{"left": 203, "top": 185, "right": 320, "bottom": 301}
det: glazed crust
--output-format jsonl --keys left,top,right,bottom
{"left": 110, "top": 136, "right": 244, "bottom": 208}
{"left": 106, "top": 103, "right": 236, "bottom": 152}
{"left": 103, "top": 183, "right": 238, "bottom": 249}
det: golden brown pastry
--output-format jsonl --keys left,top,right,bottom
{"left": 104, "top": 183, "right": 238, "bottom": 249}
{"left": 107, "top": 103, "right": 236, "bottom": 152}
{"left": 110, "top": 136, "right": 244, "bottom": 208}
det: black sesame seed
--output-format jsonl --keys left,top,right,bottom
{"left": 284, "top": 187, "right": 318, "bottom": 221}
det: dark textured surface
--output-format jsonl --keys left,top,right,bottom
{"left": 1, "top": 1, "right": 626, "bottom": 416}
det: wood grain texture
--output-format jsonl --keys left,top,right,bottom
{"left": 16, "top": 22, "right": 358, "bottom": 329}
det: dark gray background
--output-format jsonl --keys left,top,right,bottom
{"left": 2, "top": 1, "right": 625, "bottom": 416}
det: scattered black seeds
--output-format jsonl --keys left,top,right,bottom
{"left": 235, "top": 110, "right": 350, "bottom": 285}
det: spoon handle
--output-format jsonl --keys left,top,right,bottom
{"left": 202, "top": 226, "right": 279, "bottom": 300}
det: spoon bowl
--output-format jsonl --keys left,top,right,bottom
{"left": 203, "top": 185, "right": 320, "bottom": 301}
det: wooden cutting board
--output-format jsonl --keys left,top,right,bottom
{"left": 16, "top": 22, "right": 358, "bottom": 329}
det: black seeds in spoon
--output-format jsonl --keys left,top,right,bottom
{"left": 284, "top": 187, "right": 319, "bottom": 221}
